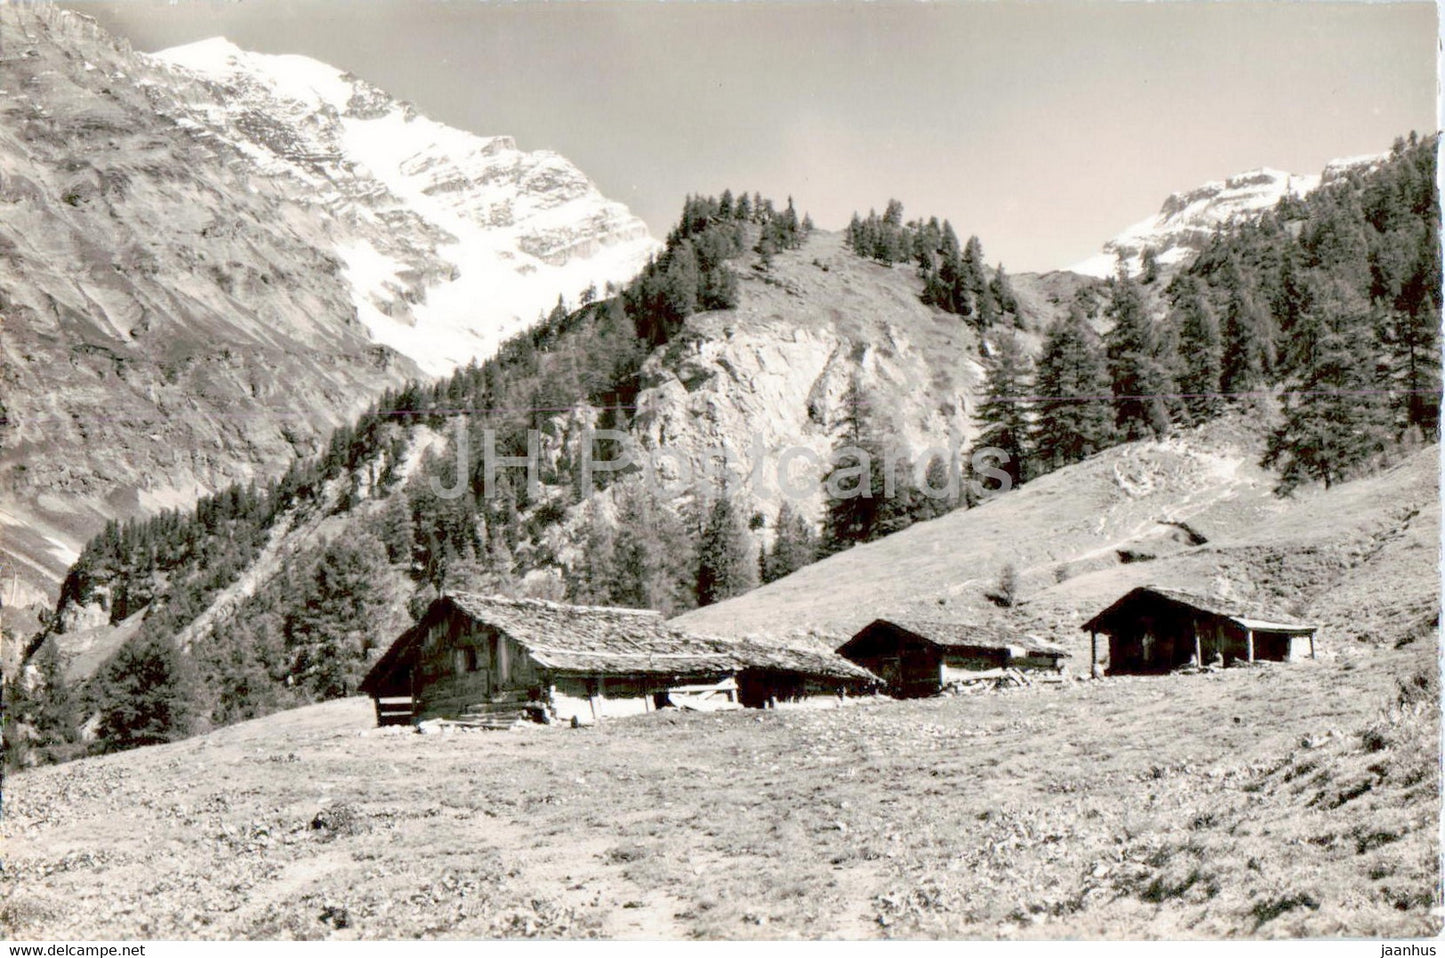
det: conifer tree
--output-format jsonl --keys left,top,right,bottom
{"left": 610, "top": 481, "right": 696, "bottom": 615}
{"left": 933, "top": 221, "right": 964, "bottom": 313}
{"left": 845, "top": 212, "right": 863, "bottom": 252}
{"left": 374, "top": 493, "right": 415, "bottom": 565}
{"left": 990, "top": 263, "right": 1019, "bottom": 317}
{"left": 8, "top": 638, "right": 77, "bottom": 765}
{"left": 1032, "top": 306, "right": 1115, "bottom": 472}
{"left": 960, "top": 236, "right": 990, "bottom": 326}
{"left": 284, "top": 533, "right": 389, "bottom": 700}
{"left": 1220, "top": 282, "right": 1276, "bottom": 400}
{"left": 570, "top": 507, "right": 612, "bottom": 605}
{"left": 1171, "top": 280, "right": 1224, "bottom": 422}
{"left": 760, "top": 502, "right": 820, "bottom": 583}
{"left": 95, "top": 632, "right": 197, "bottom": 753}
{"left": 202, "top": 615, "right": 287, "bottom": 727}
{"left": 821, "top": 380, "right": 914, "bottom": 553}
{"left": 1265, "top": 306, "right": 1392, "bottom": 492}
{"left": 1105, "top": 276, "right": 1173, "bottom": 439}
{"left": 1140, "top": 247, "right": 1161, "bottom": 285}
{"left": 973, "top": 329, "right": 1034, "bottom": 489}
{"left": 909, "top": 454, "right": 962, "bottom": 522}
{"left": 662, "top": 241, "right": 700, "bottom": 323}
{"left": 696, "top": 494, "right": 759, "bottom": 606}
{"left": 1391, "top": 292, "right": 1442, "bottom": 437}
{"left": 821, "top": 380, "right": 876, "bottom": 553}
{"left": 1272, "top": 248, "right": 1313, "bottom": 374}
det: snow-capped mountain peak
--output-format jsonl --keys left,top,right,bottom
{"left": 1070, "top": 155, "right": 1387, "bottom": 279}
{"left": 149, "top": 38, "right": 659, "bottom": 376}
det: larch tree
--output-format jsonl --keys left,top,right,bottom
{"left": 284, "top": 532, "right": 390, "bottom": 701}
{"left": 1171, "top": 279, "right": 1224, "bottom": 422}
{"left": 1265, "top": 298, "right": 1392, "bottom": 492}
{"left": 1031, "top": 305, "right": 1115, "bottom": 473}
{"left": 761, "top": 502, "right": 820, "bottom": 584}
{"left": 821, "top": 379, "right": 915, "bottom": 554}
{"left": 95, "top": 632, "right": 197, "bottom": 754}
{"left": 972, "top": 328, "right": 1035, "bottom": 489}
{"left": 696, "top": 494, "right": 759, "bottom": 606}
{"left": 1104, "top": 276, "right": 1173, "bottom": 440}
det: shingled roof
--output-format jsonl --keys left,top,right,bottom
{"left": 1080, "top": 585, "right": 1316, "bottom": 635}
{"left": 727, "top": 635, "right": 879, "bottom": 682}
{"left": 361, "top": 594, "right": 879, "bottom": 693}
{"left": 852, "top": 617, "right": 1071, "bottom": 657}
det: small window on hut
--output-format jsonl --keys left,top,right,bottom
{"left": 465, "top": 647, "right": 480, "bottom": 672}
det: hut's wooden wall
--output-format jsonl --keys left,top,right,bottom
{"left": 939, "top": 648, "right": 1063, "bottom": 684}
{"left": 1287, "top": 633, "right": 1315, "bottom": 661}
{"left": 842, "top": 625, "right": 944, "bottom": 697}
{"left": 549, "top": 674, "right": 737, "bottom": 722}
{"left": 1253, "top": 629, "right": 1315, "bottom": 662}
{"left": 941, "top": 649, "right": 1007, "bottom": 672}
{"left": 1106, "top": 606, "right": 1217, "bottom": 673}
{"left": 1013, "top": 652, "right": 1067, "bottom": 671}
{"left": 413, "top": 613, "right": 545, "bottom": 721}
{"left": 549, "top": 677, "right": 653, "bottom": 722}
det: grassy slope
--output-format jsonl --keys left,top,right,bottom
{"left": 678, "top": 418, "right": 1440, "bottom": 661}
{"left": 1022, "top": 443, "right": 1442, "bottom": 657}
{"left": 2, "top": 643, "right": 1435, "bottom": 939}
{"left": 677, "top": 416, "right": 1289, "bottom": 640}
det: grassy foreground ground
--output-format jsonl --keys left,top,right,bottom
{"left": 2, "top": 644, "right": 1438, "bottom": 940}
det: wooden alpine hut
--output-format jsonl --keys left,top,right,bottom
{"left": 838, "top": 617, "right": 1070, "bottom": 698}
{"left": 361, "top": 594, "right": 880, "bottom": 726}
{"left": 1080, "top": 585, "right": 1317, "bottom": 676}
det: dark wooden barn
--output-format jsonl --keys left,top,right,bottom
{"left": 1080, "top": 585, "right": 1317, "bottom": 676}
{"left": 360, "top": 594, "right": 879, "bottom": 726}
{"left": 837, "top": 617, "right": 1070, "bottom": 698}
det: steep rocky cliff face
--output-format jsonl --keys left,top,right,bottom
{"left": 625, "top": 231, "right": 986, "bottom": 522}
{"left": 0, "top": 6, "right": 655, "bottom": 608}
{"left": 613, "top": 234, "right": 1093, "bottom": 525}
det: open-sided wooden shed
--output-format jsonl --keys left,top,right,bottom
{"left": 729, "top": 631, "right": 881, "bottom": 708}
{"left": 837, "top": 617, "right": 1070, "bottom": 698}
{"left": 1080, "top": 585, "right": 1317, "bottom": 676}
{"left": 360, "top": 594, "right": 880, "bottom": 726}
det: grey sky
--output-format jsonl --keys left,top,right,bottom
{"left": 75, "top": 1, "right": 1437, "bottom": 273}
